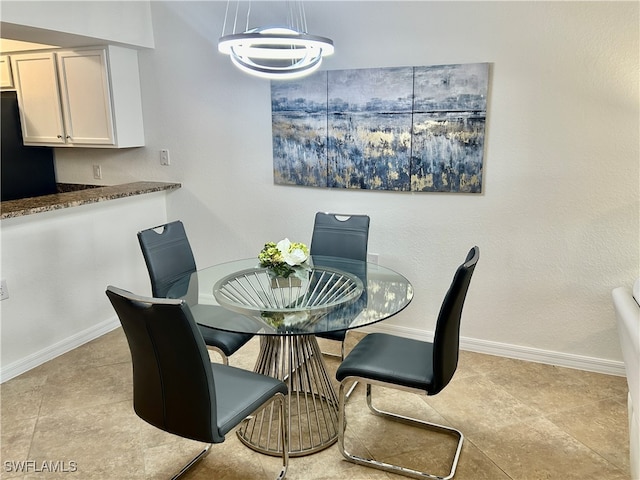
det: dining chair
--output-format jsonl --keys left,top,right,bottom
{"left": 137, "top": 221, "right": 253, "bottom": 365}
{"left": 105, "top": 286, "right": 289, "bottom": 480}
{"left": 309, "top": 212, "right": 370, "bottom": 360}
{"left": 335, "top": 246, "right": 480, "bottom": 480}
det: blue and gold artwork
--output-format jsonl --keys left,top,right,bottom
{"left": 271, "top": 63, "right": 489, "bottom": 193}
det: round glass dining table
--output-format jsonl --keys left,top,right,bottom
{"left": 167, "top": 255, "right": 413, "bottom": 457}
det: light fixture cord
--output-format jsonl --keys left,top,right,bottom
{"left": 223, "top": 1, "right": 309, "bottom": 35}
{"left": 299, "top": 1, "right": 308, "bottom": 33}
{"left": 221, "top": 1, "right": 251, "bottom": 36}
{"left": 221, "top": 0, "right": 231, "bottom": 36}
{"left": 286, "top": 1, "right": 302, "bottom": 66}
{"left": 286, "top": 1, "right": 307, "bottom": 33}
{"left": 245, "top": 1, "right": 252, "bottom": 32}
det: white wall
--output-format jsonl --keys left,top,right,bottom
{"left": 3, "top": 1, "right": 639, "bottom": 373}
{"left": 0, "top": 193, "right": 170, "bottom": 381}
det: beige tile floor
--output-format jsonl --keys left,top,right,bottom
{"left": 0, "top": 328, "right": 631, "bottom": 480}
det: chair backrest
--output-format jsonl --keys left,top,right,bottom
{"left": 137, "top": 221, "right": 197, "bottom": 297}
{"left": 431, "top": 246, "right": 480, "bottom": 395}
{"left": 310, "top": 212, "right": 370, "bottom": 261}
{"left": 105, "top": 286, "right": 224, "bottom": 444}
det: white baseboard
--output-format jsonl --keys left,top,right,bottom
{"left": 2, "top": 318, "right": 626, "bottom": 383}
{"left": 362, "top": 323, "right": 626, "bottom": 377}
{"left": 1, "top": 317, "right": 121, "bottom": 383}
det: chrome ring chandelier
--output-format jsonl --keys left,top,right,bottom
{"left": 218, "top": 2, "right": 334, "bottom": 80}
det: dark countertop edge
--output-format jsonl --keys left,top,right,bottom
{"left": 1, "top": 181, "right": 182, "bottom": 220}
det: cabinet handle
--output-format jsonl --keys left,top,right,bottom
{"left": 57, "top": 135, "right": 63, "bottom": 139}
{"left": 66, "top": 135, "right": 71, "bottom": 139}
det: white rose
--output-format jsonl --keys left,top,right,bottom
{"left": 276, "top": 238, "right": 292, "bottom": 259}
{"left": 276, "top": 238, "right": 308, "bottom": 266}
{"left": 284, "top": 247, "right": 308, "bottom": 266}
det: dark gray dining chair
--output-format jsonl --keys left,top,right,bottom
{"left": 309, "top": 212, "right": 370, "bottom": 359}
{"left": 137, "top": 221, "right": 253, "bottom": 364}
{"left": 105, "top": 286, "right": 289, "bottom": 480}
{"left": 335, "top": 246, "right": 479, "bottom": 480}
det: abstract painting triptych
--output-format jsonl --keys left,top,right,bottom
{"left": 271, "top": 63, "right": 489, "bottom": 193}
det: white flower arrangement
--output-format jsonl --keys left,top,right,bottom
{"left": 258, "top": 238, "right": 310, "bottom": 278}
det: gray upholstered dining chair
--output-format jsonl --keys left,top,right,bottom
{"left": 137, "top": 221, "right": 253, "bottom": 364}
{"left": 335, "top": 246, "right": 479, "bottom": 480}
{"left": 105, "top": 286, "right": 289, "bottom": 480}
{"left": 309, "top": 212, "right": 370, "bottom": 360}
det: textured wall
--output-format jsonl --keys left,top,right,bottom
{"left": 9, "top": 1, "right": 640, "bottom": 367}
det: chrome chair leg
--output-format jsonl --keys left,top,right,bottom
{"left": 170, "top": 444, "right": 213, "bottom": 480}
{"left": 208, "top": 346, "right": 229, "bottom": 365}
{"left": 343, "top": 378, "right": 358, "bottom": 399}
{"left": 275, "top": 392, "right": 289, "bottom": 480}
{"left": 317, "top": 340, "right": 343, "bottom": 360}
{"left": 319, "top": 338, "right": 359, "bottom": 398}
{"left": 169, "top": 395, "right": 288, "bottom": 480}
{"left": 338, "top": 380, "right": 464, "bottom": 480}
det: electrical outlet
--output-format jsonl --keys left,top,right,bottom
{"left": 0, "top": 279, "right": 8, "bottom": 300}
{"left": 93, "top": 164, "right": 102, "bottom": 179}
{"left": 367, "top": 253, "right": 379, "bottom": 264}
{"left": 160, "top": 149, "right": 170, "bottom": 166}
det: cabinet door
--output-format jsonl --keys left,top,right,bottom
{"left": 56, "top": 49, "right": 115, "bottom": 145}
{"left": 0, "top": 56, "right": 14, "bottom": 89}
{"left": 10, "top": 53, "right": 66, "bottom": 145}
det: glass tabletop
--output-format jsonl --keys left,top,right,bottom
{"left": 167, "top": 255, "right": 413, "bottom": 335}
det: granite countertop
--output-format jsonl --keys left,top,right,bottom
{"left": 1, "top": 181, "right": 181, "bottom": 219}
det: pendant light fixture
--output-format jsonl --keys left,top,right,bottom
{"left": 218, "top": 1, "right": 334, "bottom": 80}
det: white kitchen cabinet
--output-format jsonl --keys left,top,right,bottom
{"left": 0, "top": 56, "right": 14, "bottom": 89}
{"left": 10, "top": 52, "right": 65, "bottom": 144}
{"left": 10, "top": 46, "right": 144, "bottom": 148}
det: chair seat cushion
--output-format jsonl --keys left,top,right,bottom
{"left": 336, "top": 333, "right": 434, "bottom": 391}
{"left": 316, "top": 330, "right": 346, "bottom": 342}
{"left": 198, "top": 324, "right": 253, "bottom": 356}
{"left": 212, "top": 363, "right": 287, "bottom": 437}
{"left": 190, "top": 302, "right": 255, "bottom": 355}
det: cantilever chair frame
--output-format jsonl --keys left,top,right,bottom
{"left": 169, "top": 397, "right": 288, "bottom": 480}
{"left": 338, "top": 379, "right": 463, "bottom": 480}
{"left": 163, "top": 386, "right": 288, "bottom": 480}
{"left": 106, "top": 286, "right": 289, "bottom": 480}
{"left": 336, "top": 247, "right": 479, "bottom": 480}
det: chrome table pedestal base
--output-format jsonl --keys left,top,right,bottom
{"left": 237, "top": 335, "right": 339, "bottom": 457}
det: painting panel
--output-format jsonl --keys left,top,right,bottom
{"left": 411, "top": 112, "right": 485, "bottom": 193}
{"left": 271, "top": 72, "right": 328, "bottom": 187}
{"left": 413, "top": 63, "right": 489, "bottom": 113}
{"left": 327, "top": 67, "right": 413, "bottom": 190}
{"left": 411, "top": 63, "right": 489, "bottom": 193}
